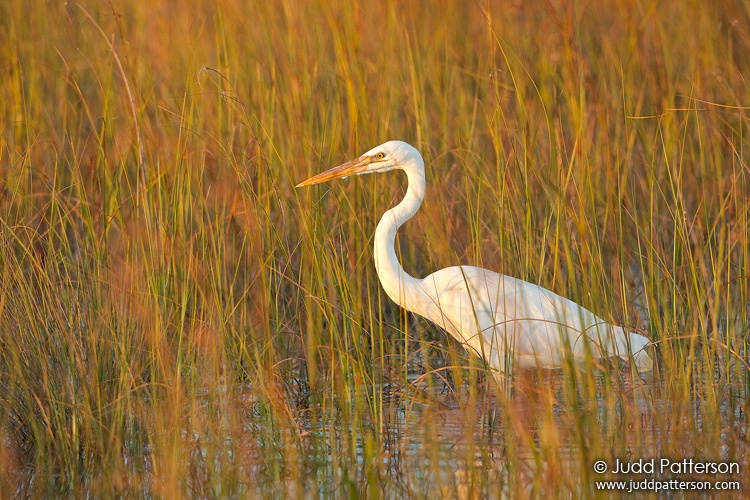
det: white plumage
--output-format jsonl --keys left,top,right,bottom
{"left": 298, "top": 141, "right": 652, "bottom": 380}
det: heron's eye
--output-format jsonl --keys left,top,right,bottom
{"left": 374, "top": 152, "right": 385, "bottom": 160}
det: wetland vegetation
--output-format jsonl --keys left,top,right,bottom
{"left": 0, "top": 0, "right": 748, "bottom": 497}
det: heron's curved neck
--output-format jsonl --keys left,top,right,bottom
{"left": 373, "top": 161, "right": 425, "bottom": 308}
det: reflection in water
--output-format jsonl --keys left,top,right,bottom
{"left": 278, "top": 361, "right": 748, "bottom": 498}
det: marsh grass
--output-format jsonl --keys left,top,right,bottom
{"left": 1, "top": 0, "right": 749, "bottom": 497}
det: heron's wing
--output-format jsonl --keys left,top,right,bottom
{"left": 416, "top": 266, "right": 620, "bottom": 369}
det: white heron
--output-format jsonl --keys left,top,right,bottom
{"left": 297, "top": 141, "right": 652, "bottom": 381}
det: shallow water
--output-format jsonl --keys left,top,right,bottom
{"left": 262, "top": 362, "right": 749, "bottom": 498}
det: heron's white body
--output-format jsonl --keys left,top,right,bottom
{"left": 299, "top": 141, "right": 652, "bottom": 378}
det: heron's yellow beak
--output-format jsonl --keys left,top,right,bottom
{"left": 296, "top": 156, "right": 371, "bottom": 188}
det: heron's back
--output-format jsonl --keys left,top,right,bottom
{"left": 412, "top": 266, "right": 650, "bottom": 371}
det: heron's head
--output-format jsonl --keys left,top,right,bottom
{"left": 296, "top": 141, "right": 422, "bottom": 188}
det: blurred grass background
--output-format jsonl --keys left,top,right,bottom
{"left": 1, "top": 0, "right": 748, "bottom": 497}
